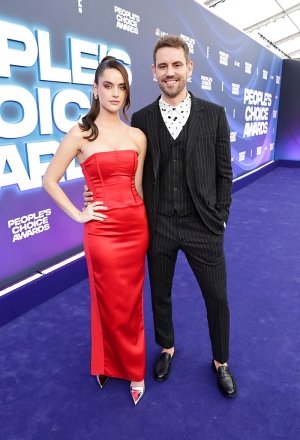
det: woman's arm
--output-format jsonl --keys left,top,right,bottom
{"left": 133, "top": 128, "right": 147, "bottom": 198}
{"left": 43, "top": 125, "right": 107, "bottom": 223}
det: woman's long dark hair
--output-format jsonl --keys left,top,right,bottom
{"left": 79, "top": 56, "right": 130, "bottom": 141}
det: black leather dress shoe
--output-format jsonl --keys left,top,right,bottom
{"left": 154, "top": 352, "right": 174, "bottom": 381}
{"left": 212, "top": 361, "right": 237, "bottom": 398}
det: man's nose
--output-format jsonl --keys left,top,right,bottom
{"left": 165, "top": 66, "right": 175, "bottom": 76}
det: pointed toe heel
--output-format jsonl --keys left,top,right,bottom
{"left": 130, "top": 385, "right": 145, "bottom": 406}
{"left": 96, "top": 375, "right": 109, "bottom": 389}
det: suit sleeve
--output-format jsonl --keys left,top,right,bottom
{"left": 215, "top": 107, "right": 233, "bottom": 224}
{"left": 131, "top": 112, "right": 137, "bottom": 128}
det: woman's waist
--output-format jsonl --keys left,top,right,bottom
{"left": 84, "top": 202, "right": 148, "bottom": 234}
{"left": 93, "top": 197, "right": 144, "bottom": 210}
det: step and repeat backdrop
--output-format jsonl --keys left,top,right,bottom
{"left": 275, "top": 59, "right": 300, "bottom": 161}
{"left": 0, "top": 0, "right": 282, "bottom": 288}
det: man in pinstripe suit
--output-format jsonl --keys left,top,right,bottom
{"left": 131, "top": 35, "right": 236, "bottom": 397}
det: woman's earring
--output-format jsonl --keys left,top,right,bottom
{"left": 94, "top": 95, "right": 98, "bottom": 99}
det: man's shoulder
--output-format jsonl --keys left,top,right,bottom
{"left": 192, "top": 95, "right": 223, "bottom": 111}
{"left": 132, "top": 99, "right": 158, "bottom": 117}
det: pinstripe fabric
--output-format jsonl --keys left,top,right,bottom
{"left": 157, "top": 112, "right": 195, "bottom": 216}
{"left": 131, "top": 93, "right": 232, "bottom": 363}
{"left": 147, "top": 212, "right": 229, "bottom": 363}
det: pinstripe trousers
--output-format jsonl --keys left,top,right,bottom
{"left": 147, "top": 211, "right": 230, "bottom": 364}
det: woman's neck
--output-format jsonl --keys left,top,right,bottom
{"left": 95, "top": 111, "right": 124, "bottom": 128}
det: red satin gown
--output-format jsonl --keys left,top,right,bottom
{"left": 81, "top": 149, "right": 149, "bottom": 382}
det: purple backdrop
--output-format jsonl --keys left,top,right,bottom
{"left": 0, "top": 0, "right": 282, "bottom": 288}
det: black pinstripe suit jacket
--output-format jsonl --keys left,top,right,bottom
{"left": 131, "top": 93, "right": 233, "bottom": 236}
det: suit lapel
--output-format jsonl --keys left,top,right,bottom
{"left": 145, "top": 95, "right": 204, "bottom": 173}
{"left": 146, "top": 100, "right": 160, "bottom": 178}
{"left": 186, "top": 96, "right": 204, "bottom": 159}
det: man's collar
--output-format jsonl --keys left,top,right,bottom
{"left": 159, "top": 92, "right": 191, "bottom": 112}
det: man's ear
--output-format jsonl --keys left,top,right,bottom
{"left": 151, "top": 64, "right": 157, "bottom": 81}
{"left": 187, "top": 60, "right": 193, "bottom": 79}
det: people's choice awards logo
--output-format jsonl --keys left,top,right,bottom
{"left": 238, "top": 151, "right": 246, "bottom": 162}
{"left": 262, "top": 69, "right": 268, "bottom": 80}
{"left": 219, "top": 51, "right": 229, "bottom": 66}
{"left": 180, "top": 34, "right": 195, "bottom": 54}
{"left": 256, "top": 146, "right": 262, "bottom": 156}
{"left": 230, "top": 132, "right": 237, "bottom": 142}
{"left": 8, "top": 209, "right": 52, "bottom": 243}
{"left": 232, "top": 83, "right": 240, "bottom": 95}
{"left": 243, "top": 88, "right": 272, "bottom": 138}
{"left": 245, "top": 62, "right": 252, "bottom": 74}
{"left": 114, "top": 6, "right": 140, "bottom": 35}
{"left": 201, "top": 76, "right": 212, "bottom": 90}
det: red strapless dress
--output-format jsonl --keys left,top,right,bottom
{"left": 81, "top": 150, "right": 149, "bottom": 381}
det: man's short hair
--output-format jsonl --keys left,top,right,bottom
{"left": 153, "top": 35, "right": 191, "bottom": 64}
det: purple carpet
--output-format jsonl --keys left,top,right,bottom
{"left": 0, "top": 165, "right": 299, "bottom": 440}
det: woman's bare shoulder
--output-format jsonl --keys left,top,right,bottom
{"left": 63, "top": 123, "right": 87, "bottom": 147}
{"left": 129, "top": 126, "right": 147, "bottom": 144}
{"left": 68, "top": 123, "right": 85, "bottom": 138}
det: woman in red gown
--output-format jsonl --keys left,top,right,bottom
{"left": 43, "top": 57, "right": 148, "bottom": 405}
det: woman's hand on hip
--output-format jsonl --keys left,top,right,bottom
{"left": 77, "top": 201, "right": 108, "bottom": 223}
{"left": 83, "top": 184, "right": 94, "bottom": 207}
